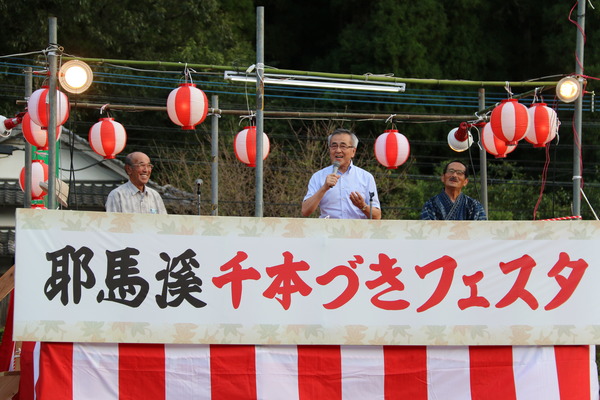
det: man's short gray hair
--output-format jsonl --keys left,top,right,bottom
{"left": 327, "top": 128, "right": 359, "bottom": 147}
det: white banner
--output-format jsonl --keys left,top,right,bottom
{"left": 13, "top": 208, "right": 600, "bottom": 345}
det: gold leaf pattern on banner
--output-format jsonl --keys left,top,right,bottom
{"left": 425, "top": 326, "right": 449, "bottom": 345}
{"left": 389, "top": 325, "right": 413, "bottom": 340}
{"left": 220, "top": 323, "right": 243, "bottom": 338}
{"left": 112, "top": 321, "right": 134, "bottom": 333}
{"left": 80, "top": 321, "right": 106, "bottom": 342}
{"left": 108, "top": 213, "right": 136, "bottom": 232}
{"left": 285, "top": 325, "right": 303, "bottom": 336}
{"left": 370, "top": 223, "right": 393, "bottom": 239}
{"left": 61, "top": 218, "right": 89, "bottom": 231}
{"left": 509, "top": 325, "right": 533, "bottom": 344}
{"left": 41, "top": 320, "right": 67, "bottom": 337}
{"left": 302, "top": 325, "right": 324, "bottom": 339}
{"left": 534, "top": 331, "right": 553, "bottom": 345}
{"left": 589, "top": 325, "right": 600, "bottom": 340}
{"left": 448, "top": 224, "right": 473, "bottom": 240}
{"left": 368, "top": 331, "right": 389, "bottom": 345}
{"left": 198, "top": 218, "right": 227, "bottom": 236}
{"left": 257, "top": 325, "right": 281, "bottom": 343}
{"left": 129, "top": 322, "right": 152, "bottom": 337}
{"left": 283, "top": 220, "right": 309, "bottom": 238}
{"left": 569, "top": 226, "right": 595, "bottom": 240}
{"left": 343, "top": 325, "right": 369, "bottom": 344}
{"left": 157, "top": 220, "right": 180, "bottom": 234}
{"left": 21, "top": 209, "right": 50, "bottom": 229}
{"left": 554, "top": 325, "right": 577, "bottom": 338}
{"left": 173, "top": 323, "right": 198, "bottom": 342}
{"left": 18, "top": 324, "right": 41, "bottom": 341}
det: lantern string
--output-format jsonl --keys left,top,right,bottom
{"left": 503, "top": 81, "right": 513, "bottom": 98}
{"left": 100, "top": 104, "right": 111, "bottom": 118}
{"left": 531, "top": 88, "right": 540, "bottom": 104}
{"left": 184, "top": 64, "right": 196, "bottom": 85}
{"left": 385, "top": 114, "right": 396, "bottom": 130}
{"left": 239, "top": 113, "right": 255, "bottom": 126}
{"left": 472, "top": 124, "right": 483, "bottom": 152}
{"left": 474, "top": 110, "right": 490, "bottom": 124}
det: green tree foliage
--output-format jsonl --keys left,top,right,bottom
{"left": 0, "top": 0, "right": 255, "bottom": 63}
{"left": 259, "top": 0, "right": 589, "bottom": 81}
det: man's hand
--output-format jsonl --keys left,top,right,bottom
{"left": 349, "top": 191, "right": 366, "bottom": 210}
{"left": 324, "top": 173, "right": 340, "bottom": 189}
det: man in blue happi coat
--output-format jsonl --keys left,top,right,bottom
{"left": 420, "top": 160, "right": 487, "bottom": 221}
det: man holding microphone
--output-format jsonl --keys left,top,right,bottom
{"left": 302, "top": 128, "right": 381, "bottom": 219}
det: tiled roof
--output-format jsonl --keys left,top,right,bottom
{"left": 0, "top": 179, "right": 194, "bottom": 210}
{"left": 0, "top": 179, "right": 122, "bottom": 210}
{"left": 0, "top": 180, "right": 22, "bottom": 206}
{"left": 0, "top": 228, "right": 15, "bottom": 257}
{"left": 0, "top": 179, "right": 196, "bottom": 258}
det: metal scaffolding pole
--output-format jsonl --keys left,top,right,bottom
{"left": 478, "top": 88, "right": 488, "bottom": 216}
{"left": 23, "top": 67, "right": 33, "bottom": 209}
{"left": 254, "top": 6, "right": 265, "bottom": 217}
{"left": 572, "top": 0, "right": 586, "bottom": 217}
{"left": 47, "top": 17, "right": 58, "bottom": 210}
{"left": 210, "top": 95, "right": 219, "bottom": 216}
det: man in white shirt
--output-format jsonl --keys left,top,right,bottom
{"left": 105, "top": 151, "right": 167, "bottom": 214}
{"left": 302, "top": 128, "right": 381, "bottom": 219}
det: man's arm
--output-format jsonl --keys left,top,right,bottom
{"left": 301, "top": 172, "right": 339, "bottom": 217}
{"left": 301, "top": 186, "right": 327, "bottom": 217}
{"left": 361, "top": 174, "right": 381, "bottom": 219}
{"left": 350, "top": 191, "right": 381, "bottom": 220}
{"left": 361, "top": 204, "right": 381, "bottom": 219}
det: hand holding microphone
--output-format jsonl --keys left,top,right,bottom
{"left": 326, "top": 161, "right": 341, "bottom": 188}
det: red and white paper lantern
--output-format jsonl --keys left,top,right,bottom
{"left": 19, "top": 159, "right": 49, "bottom": 201}
{"left": 490, "top": 99, "right": 529, "bottom": 145}
{"left": 21, "top": 112, "right": 62, "bottom": 151}
{"left": 374, "top": 129, "right": 410, "bottom": 169}
{"left": 481, "top": 122, "right": 516, "bottom": 158}
{"left": 27, "top": 86, "right": 70, "bottom": 129}
{"left": 525, "top": 103, "right": 559, "bottom": 148}
{"left": 234, "top": 126, "right": 270, "bottom": 167}
{"left": 88, "top": 117, "right": 127, "bottom": 159}
{"left": 166, "top": 83, "right": 209, "bottom": 130}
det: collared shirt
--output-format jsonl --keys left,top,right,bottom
{"left": 420, "top": 191, "right": 486, "bottom": 221}
{"left": 304, "top": 162, "right": 380, "bottom": 219}
{"left": 105, "top": 181, "right": 167, "bottom": 214}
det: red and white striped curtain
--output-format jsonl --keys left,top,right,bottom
{"left": 18, "top": 342, "right": 598, "bottom": 400}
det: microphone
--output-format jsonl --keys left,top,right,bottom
{"left": 332, "top": 161, "right": 341, "bottom": 175}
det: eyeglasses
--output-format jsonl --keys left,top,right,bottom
{"left": 446, "top": 168, "right": 466, "bottom": 176}
{"left": 329, "top": 144, "right": 354, "bottom": 150}
{"left": 131, "top": 163, "right": 154, "bottom": 169}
